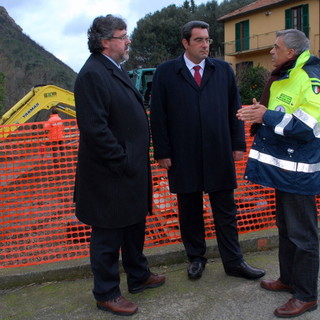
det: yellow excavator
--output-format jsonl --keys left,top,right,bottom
{"left": 0, "top": 85, "right": 76, "bottom": 138}
{"left": 0, "top": 68, "right": 156, "bottom": 138}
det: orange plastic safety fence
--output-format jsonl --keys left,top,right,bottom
{"left": 0, "top": 120, "right": 83, "bottom": 268}
{"left": 147, "top": 127, "right": 277, "bottom": 248}
{"left": 0, "top": 119, "right": 318, "bottom": 269}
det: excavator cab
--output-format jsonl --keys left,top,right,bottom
{"left": 127, "top": 68, "right": 156, "bottom": 104}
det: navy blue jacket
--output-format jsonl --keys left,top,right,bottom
{"left": 245, "top": 51, "right": 320, "bottom": 195}
{"left": 150, "top": 55, "right": 246, "bottom": 194}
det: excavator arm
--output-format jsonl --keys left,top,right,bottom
{"left": 0, "top": 85, "right": 75, "bottom": 138}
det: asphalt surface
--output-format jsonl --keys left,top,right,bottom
{"left": 1, "top": 229, "right": 319, "bottom": 320}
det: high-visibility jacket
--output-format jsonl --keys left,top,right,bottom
{"left": 245, "top": 50, "right": 320, "bottom": 195}
{"left": 44, "top": 113, "right": 64, "bottom": 141}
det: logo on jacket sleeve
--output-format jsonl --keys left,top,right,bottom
{"left": 277, "top": 93, "right": 292, "bottom": 105}
{"left": 275, "top": 105, "right": 285, "bottom": 112}
{"left": 312, "top": 85, "right": 320, "bottom": 94}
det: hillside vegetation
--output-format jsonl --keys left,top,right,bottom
{"left": 0, "top": 0, "right": 257, "bottom": 120}
{"left": 0, "top": 6, "right": 77, "bottom": 119}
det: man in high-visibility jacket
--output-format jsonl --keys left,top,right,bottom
{"left": 44, "top": 108, "right": 64, "bottom": 141}
{"left": 237, "top": 29, "right": 320, "bottom": 318}
{"left": 44, "top": 108, "right": 64, "bottom": 169}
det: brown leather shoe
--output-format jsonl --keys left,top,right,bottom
{"left": 260, "top": 279, "right": 294, "bottom": 293}
{"left": 274, "top": 298, "right": 317, "bottom": 318}
{"left": 129, "top": 273, "right": 166, "bottom": 294}
{"left": 96, "top": 296, "right": 138, "bottom": 316}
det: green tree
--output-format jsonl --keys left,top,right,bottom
{"left": 183, "top": 0, "right": 196, "bottom": 12}
{"left": 190, "top": 0, "right": 196, "bottom": 12}
{"left": 125, "top": 0, "right": 255, "bottom": 69}
{"left": 0, "top": 72, "right": 5, "bottom": 116}
{"left": 183, "top": 1, "right": 190, "bottom": 10}
{"left": 236, "top": 65, "right": 270, "bottom": 104}
{"left": 126, "top": 5, "right": 192, "bottom": 69}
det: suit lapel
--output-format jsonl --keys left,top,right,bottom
{"left": 181, "top": 67, "right": 200, "bottom": 90}
{"left": 176, "top": 57, "right": 199, "bottom": 90}
{"left": 176, "top": 56, "right": 215, "bottom": 90}
{"left": 95, "top": 54, "right": 144, "bottom": 104}
{"left": 112, "top": 64, "right": 144, "bottom": 104}
{"left": 201, "top": 59, "right": 215, "bottom": 87}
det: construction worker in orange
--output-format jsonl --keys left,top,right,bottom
{"left": 44, "top": 108, "right": 64, "bottom": 169}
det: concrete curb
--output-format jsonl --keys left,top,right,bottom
{"left": 0, "top": 229, "right": 279, "bottom": 290}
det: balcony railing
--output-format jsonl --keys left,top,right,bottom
{"left": 224, "top": 31, "right": 277, "bottom": 55}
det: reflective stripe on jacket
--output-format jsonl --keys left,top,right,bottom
{"left": 245, "top": 51, "right": 320, "bottom": 195}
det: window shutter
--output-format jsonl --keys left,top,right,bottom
{"left": 244, "top": 20, "right": 249, "bottom": 50}
{"left": 235, "top": 22, "right": 241, "bottom": 51}
{"left": 285, "top": 9, "right": 292, "bottom": 29}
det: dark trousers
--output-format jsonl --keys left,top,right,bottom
{"left": 276, "top": 190, "right": 319, "bottom": 302}
{"left": 177, "top": 190, "right": 243, "bottom": 268}
{"left": 90, "top": 220, "right": 150, "bottom": 302}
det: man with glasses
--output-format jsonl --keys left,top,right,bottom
{"left": 74, "top": 15, "right": 165, "bottom": 316}
{"left": 151, "top": 20, "right": 265, "bottom": 281}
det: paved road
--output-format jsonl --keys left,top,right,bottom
{"left": 1, "top": 248, "right": 319, "bottom": 320}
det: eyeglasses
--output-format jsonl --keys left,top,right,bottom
{"left": 109, "top": 34, "right": 130, "bottom": 41}
{"left": 193, "top": 38, "right": 213, "bottom": 45}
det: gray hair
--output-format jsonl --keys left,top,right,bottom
{"left": 87, "top": 15, "right": 127, "bottom": 53}
{"left": 181, "top": 20, "right": 209, "bottom": 43}
{"left": 276, "top": 29, "right": 310, "bottom": 56}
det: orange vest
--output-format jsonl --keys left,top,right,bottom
{"left": 44, "top": 114, "right": 64, "bottom": 141}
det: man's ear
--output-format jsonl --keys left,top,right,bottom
{"left": 182, "top": 38, "right": 188, "bottom": 50}
{"left": 101, "top": 39, "right": 110, "bottom": 50}
{"left": 288, "top": 48, "right": 296, "bottom": 59}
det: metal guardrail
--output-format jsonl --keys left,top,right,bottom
{"left": 223, "top": 31, "right": 277, "bottom": 55}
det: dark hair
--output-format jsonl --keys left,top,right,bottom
{"left": 276, "top": 29, "right": 310, "bottom": 56}
{"left": 51, "top": 108, "right": 58, "bottom": 114}
{"left": 87, "top": 14, "right": 127, "bottom": 53}
{"left": 181, "top": 21, "right": 209, "bottom": 43}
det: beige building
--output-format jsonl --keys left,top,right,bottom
{"left": 218, "top": 0, "right": 320, "bottom": 72}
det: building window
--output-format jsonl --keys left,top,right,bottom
{"left": 235, "top": 20, "right": 249, "bottom": 52}
{"left": 285, "top": 4, "right": 309, "bottom": 37}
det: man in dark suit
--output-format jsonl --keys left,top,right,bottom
{"left": 150, "top": 20, "right": 265, "bottom": 281}
{"left": 74, "top": 15, "right": 165, "bottom": 316}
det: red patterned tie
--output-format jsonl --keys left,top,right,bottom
{"left": 193, "top": 65, "right": 202, "bottom": 86}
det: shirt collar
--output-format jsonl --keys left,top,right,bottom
{"left": 101, "top": 53, "right": 122, "bottom": 69}
{"left": 184, "top": 54, "right": 205, "bottom": 72}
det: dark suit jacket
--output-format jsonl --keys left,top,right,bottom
{"left": 150, "top": 55, "right": 246, "bottom": 194}
{"left": 74, "top": 53, "right": 151, "bottom": 228}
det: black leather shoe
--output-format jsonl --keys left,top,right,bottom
{"left": 225, "top": 261, "right": 265, "bottom": 279}
{"left": 187, "top": 261, "right": 205, "bottom": 279}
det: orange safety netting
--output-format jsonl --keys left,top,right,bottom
{"left": 0, "top": 119, "right": 318, "bottom": 269}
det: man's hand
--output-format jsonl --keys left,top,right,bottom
{"left": 236, "top": 98, "right": 267, "bottom": 123}
{"left": 233, "top": 151, "right": 244, "bottom": 161}
{"left": 158, "top": 158, "right": 172, "bottom": 170}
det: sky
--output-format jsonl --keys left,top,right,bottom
{"left": 0, "top": 0, "right": 222, "bottom": 73}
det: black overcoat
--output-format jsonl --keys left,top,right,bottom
{"left": 74, "top": 53, "right": 151, "bottom": 228}
{"left": 150, "top": 55, "right": 246, "bottom": 194}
